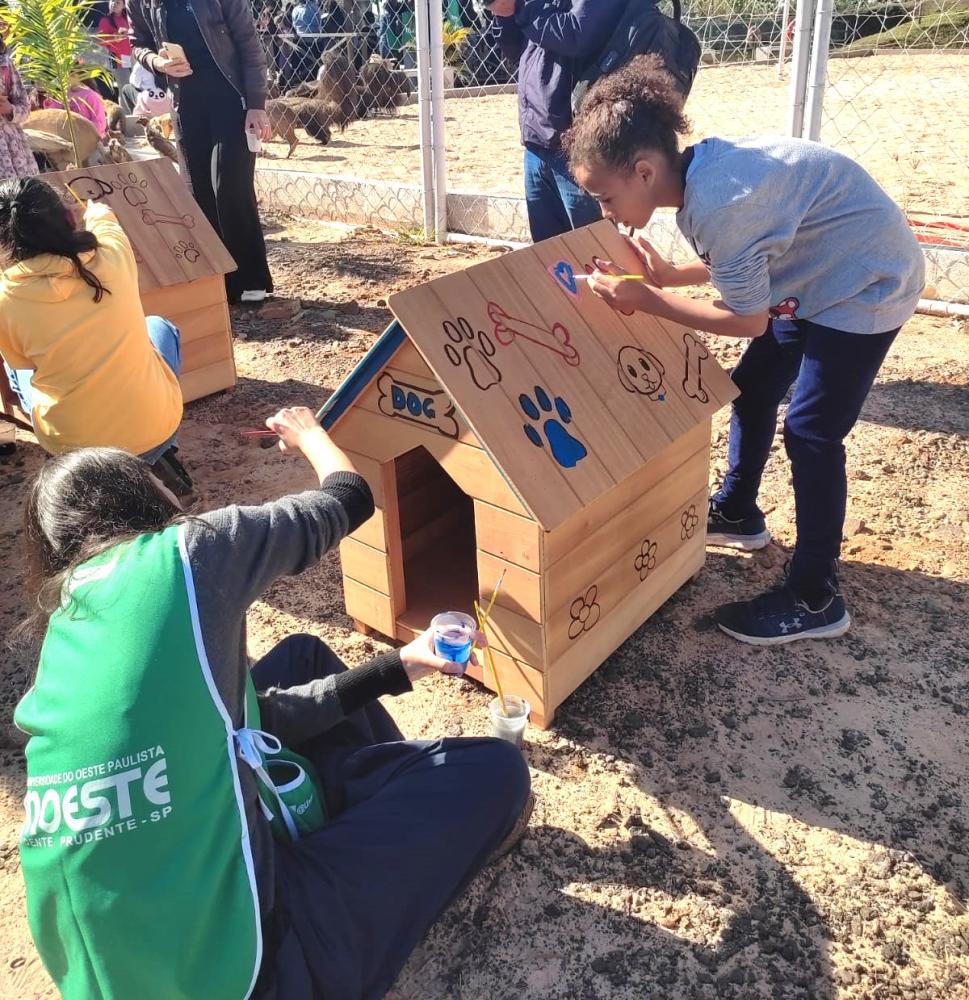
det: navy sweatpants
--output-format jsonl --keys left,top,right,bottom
{"left": 713, "top": 318, "right": 898, "bottom": 596}
{"left": 251, "top": 635, "right": 531, "bottom": 1000}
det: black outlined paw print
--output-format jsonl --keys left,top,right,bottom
{"left": 443, "top": 317, "right": 502, "bottom": 391}
{"left": 568, "top": 585, "right": 601, "bottom": 640}
{"left": 680, "top": 505, "right": 699, "bottom": 540}
{"left": 117, "top": 170, "right": 149, "bottom": 206}
{"left": 634, "top": 539, "right": 657, "bottom": 581}
{"left": 519, "top": 386, "right": 587, "bottom": 469}
{"left": 173, "top": 239, "right": 200, "bottom": 263}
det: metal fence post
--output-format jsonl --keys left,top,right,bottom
{"left": 787, "top": 0, "right": 816, "bottom": 137}
{"left": 414, "top": 0, "right": 436, "bottom": 239}
{"left": 804, "top": 0, "right": 834, "bottom": 141}
{"left": 429, "top": 1, "right": 448, "bottom": 245}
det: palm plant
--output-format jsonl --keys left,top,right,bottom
{"left": 0, "top": 0, "right": 111, "bottom": 165}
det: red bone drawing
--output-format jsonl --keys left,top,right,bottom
{"left": 487, "top": 302, "right": 580, "bottom": 367}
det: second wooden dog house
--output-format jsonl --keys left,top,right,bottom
{"left": 322, "top": 221, "right": 738, "bottom": 728}
{"left": 0, "top": 156, "right": 236, "bottom": 425}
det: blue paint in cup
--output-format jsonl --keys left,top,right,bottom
{"left": 431, "top": 612, "right": 476, "bottom": 671}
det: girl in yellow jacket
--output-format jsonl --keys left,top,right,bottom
{"left": 0, "top": 177, "right": 190, "bottom": 493}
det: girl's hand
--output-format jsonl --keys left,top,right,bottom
{"left": 400, "top": 627, "right": 486, "bottom": 681}
{"left": 265, "top": 406, "right": 326, "bottom": 453}
{"left": 625, "top": 235, "right": 678, "bottom": 288}
{"left": 588, "top": 262, "right": 653, "bottom": 314}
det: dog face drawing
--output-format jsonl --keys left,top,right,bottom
{"left": 617, "top": 346, "right": 666, "bottom": 400}
{"left": 67, "top": 177, "right": 113, "bottom": 201}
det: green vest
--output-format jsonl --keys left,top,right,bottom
{"left": 15, "top": 527, "right": 262, "bottom": 1000}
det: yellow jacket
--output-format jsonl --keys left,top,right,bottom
{"left": 0, "top": 202, "right": 182, "bottom": 455}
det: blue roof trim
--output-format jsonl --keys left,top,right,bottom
{"left": 316, "top": 320, "right": 408, "bottom": 430}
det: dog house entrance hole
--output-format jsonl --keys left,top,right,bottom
{"left": 394, "top": 446, "right": 478, "bottom": 633}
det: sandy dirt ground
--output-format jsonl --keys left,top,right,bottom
{"left": 1, "top": 221, "right": 968, "bottom": 999}
{"left": 258, "top": 52, "right": 969, "bottom": 219}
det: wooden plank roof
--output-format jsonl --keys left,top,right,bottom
{"left": 42, "top": 157, "right": 236, "bottom": 292}
{"left": 385, "top": 220, "right": 738, "bottom": 531}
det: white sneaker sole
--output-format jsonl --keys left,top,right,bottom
{"left": 707, "top": 529, "right": 772, "bottom": 551}
{"left": 718, "top": 612, "right": 851, "bottom": 646}
{"left": 240, "top": 290, "right": 268, "bottom": 303}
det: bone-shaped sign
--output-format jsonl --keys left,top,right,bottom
{"left": 487, "top": 302, "right": 580, "bottom": 367}
{"left": 682, "top": 332, "right": 710, "bottom": 404}
{"left": 141, "top": 209, "right": 196, "bottom": 228}
{"left": 377, "top": 373, "right": 459, "bottom": 439}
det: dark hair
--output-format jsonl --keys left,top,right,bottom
{"left": 0, "top": 177, "right": 110, "bottom": 302}
{"left": 563, "top": 55, "right": 692, "bottom": 174}
{"left": 23, "top": 448, "right": 180, "bottom": 629}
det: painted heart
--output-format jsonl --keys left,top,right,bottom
{"left": 549, "top": 260, "right": 578, "bottom": 297}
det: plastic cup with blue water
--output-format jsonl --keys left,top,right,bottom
{"left": 431, "top": 611, "right": 476, "bottom": 673}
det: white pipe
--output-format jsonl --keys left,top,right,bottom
{"left": 804, "top": 0, "right": 834, "bottom": 141}
{"left": 916, "top": 298, "right": 969, "bottom": 318}
{"left": 446, "top": 232, "right": 528, "bottom": 250}
{"left": 428, "top": 0, "right": 448, "bottom": 245}
{"left": 787, "top": 0, "right": 816, "bottom": 137}
{"left": 413, "top": 0, "right": 435, "bottom": 239}
{"left": 777, "top": 0, "right": 791, "bottom": 78}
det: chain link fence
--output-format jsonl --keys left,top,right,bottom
{"left": 249, "top": 0, "right": 968, "bottom": 303}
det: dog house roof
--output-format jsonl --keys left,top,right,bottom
{"left": 43, "top": 158, "right": 236, "bottom": 293}
{"left": 323, "top": 220, "right": 738, "bottom": 531}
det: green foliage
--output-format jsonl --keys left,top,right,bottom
{"left": 0, "top": 0, "right": 112, "bottom": 163}
{"left": 843, "top": 6, "right": 969, "bottom": 49}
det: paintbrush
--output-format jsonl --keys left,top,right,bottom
{"left": 240, "top": 428, "right": 278, "bottom": 438}
{"left": 574, "top": 272, "right": 646, "bottom": 283}
{"left": 473, "top": 599, "right": 507, "bottom": 715}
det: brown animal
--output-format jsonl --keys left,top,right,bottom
{"left": 313, "top": 53, "right": 359, "bottom": 130}
{"left": 104, "top": 136, "right": 133, "bottom": 164}
{"left": 105, "top": 100, "right": 125, "bottom": 136}
{"left": 147, "top": 113, "right": 174, "bottom": 140}
{"left": 23, "top": 109, "right": 102, "bottom": 170}
{"left": 358, "top": 57, "right": 411, "bottom": 116}
{"left": 144, "top": 122, "right": 178, "bottom": 162}
{"left": 266, "top": 98, "right": 333, "bottom": 157}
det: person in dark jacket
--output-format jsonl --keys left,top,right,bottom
{"left": 129, "top": 0, "right": 274, "bottom": 304}
{"left": 488, "top": 0, "right": 625, "bottom": 243}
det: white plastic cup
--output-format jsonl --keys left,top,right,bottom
{"left": 489, "top": 695, "right": 530, "bottom": 748}
{"left": 246, "top": 129, "right": 262, "bottom": 153}
{"left": 431, "top": 611, "right": 476, "bottom": 672}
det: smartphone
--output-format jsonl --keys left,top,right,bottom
{"left": 162, "top": 41, "right": 187, "bottom": 62}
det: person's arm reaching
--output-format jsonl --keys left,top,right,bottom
{"left": 220, "top": 0, "right": 270, "bottom": 113}
{"left": 256, "top": 628, "right": 481, "bottom": 745}
{"left": 187, "top": 408, "right": 374, "bottom": 614}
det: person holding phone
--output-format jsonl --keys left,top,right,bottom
{"left": 129, "top": 0, "right": 274, "bottom": 304}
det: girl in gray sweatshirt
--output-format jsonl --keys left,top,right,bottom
{"left": 564, "top": 55, "right": 923, "bottom": 646}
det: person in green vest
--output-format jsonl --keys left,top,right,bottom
{"left": 16, "top": 404, "right": 532, "bottom": 1000}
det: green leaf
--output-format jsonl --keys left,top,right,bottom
{"left": 0, "top": 0, "right": 113, "bottom": 163}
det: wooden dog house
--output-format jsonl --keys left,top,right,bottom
{"left": 0, "top": 157, "right": 236, "bottom": 423}
{"left": 322, "top": 221, "right": 738, "bottom": 728}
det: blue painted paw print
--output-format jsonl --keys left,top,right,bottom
{"left": 519, "top": 386, "right": 587, "bottom": 469}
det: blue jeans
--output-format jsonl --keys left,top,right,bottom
{"left": 523, "top": 145, "right": 602, "bottom": 243}
{"left": 252, "top": 634, "right": 531, "bottom": 1000}
{"left": 714, "top": 318, "right": 899, "bottom": 596}
{"left": 5, "top": 316, "right": 182, "bottom": 463}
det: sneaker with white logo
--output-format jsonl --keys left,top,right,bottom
{"left": 715, "top": 580, "right": 850, "bottom": 646}
{"left": 707, "top": 498, "right": 771, "bottom": 551}
{"left": 240, "top": 290, "right": 267, "bottom": 304}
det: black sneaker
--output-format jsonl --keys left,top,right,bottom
{"left": 716, "top": 580, "right": 850, "bottom": 646}
{"left": 150, "top": 446, "right": 194, "bottom": 500}
{"left": 707, "top": 498, "right": 771, "bottom": 551}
